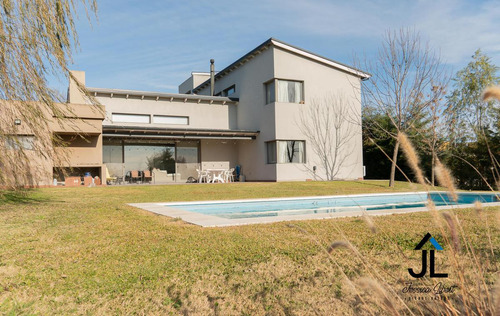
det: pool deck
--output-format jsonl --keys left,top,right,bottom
{"left": 129, "top": 191, "right": 500, "bottom": 227}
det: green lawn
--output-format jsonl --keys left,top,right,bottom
{"left": 0, "top": 181, "right": 498, "bottom": 315}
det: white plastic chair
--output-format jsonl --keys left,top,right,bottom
{"left": 211, "top": 171, "right": 225, "bottom": 183}
{"left": 225, "top": 168, "right": 235, "bottom": 182}
{"left": 197, "top": 169, "right": 209, "bottom": 183}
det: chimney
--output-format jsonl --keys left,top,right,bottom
{"left": 210, "top": 59, "right": 215, "bottom": 96}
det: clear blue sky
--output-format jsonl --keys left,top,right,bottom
{"left": 54, "top": 0, "right": 500, "bottom": 95}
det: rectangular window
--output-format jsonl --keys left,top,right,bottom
{"left": 277, "top": 80, "right": 303, "bottom": 103}
{"left": 265, "top": 80, "right": 275, "bottom": 104}
{"left": 153, "top": 115, "right": 189, "bottom": 125}
{"left": 223, "top": 85, "right": 235, "bottom": 96}
{"left": 267, "top": 140, "right": 305, "bottom": 164}
{"left": 5, "top": 136, "right": 35, "bottom": 150}
{"left": 112, "top": 113, "right": 150, "bottom": 124}
{"left": 266, "top": 142, "right": 277, "bottom": 164}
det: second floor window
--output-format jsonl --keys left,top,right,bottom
{"left": 265, "top": 79, "right": 303, "bottom": 104}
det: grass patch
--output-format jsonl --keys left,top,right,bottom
{"left": 0, "top": 181, "right": 497, "bottom": 314}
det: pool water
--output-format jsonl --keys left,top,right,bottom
{"left": 162, "top": 192, "right": 499, "bottom": 220}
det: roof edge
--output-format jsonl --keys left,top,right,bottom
{"left": 87, "top": 87, "right": 238, "bottom": 103}
{"left": 192, "top": 37, "right": 370, "bottom": 93}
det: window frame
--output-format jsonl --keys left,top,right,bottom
{"left": 153, "top": 115, "right": 189, "bottom": 125}
{"left": 264, "top": 78, "right": 304, "bottom": 105}
{"left": 112, "top": 113, "right": 151, "bottom": 124}
{"left": 222, "top": 84, "right": 236, "bottom": 97}
{"left": 266, "top": 140, "right": 306, "bottom": 164}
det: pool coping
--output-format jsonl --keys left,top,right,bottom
{"left": 128, "top": 191, "right": 500, "bottom": 227}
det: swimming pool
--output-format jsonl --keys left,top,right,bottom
{"left": 130, "top": 192, "right": 500, "bottom": 227}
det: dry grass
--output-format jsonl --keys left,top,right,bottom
{"left": 0, "top": 181, "right": 498, "bottom": 315}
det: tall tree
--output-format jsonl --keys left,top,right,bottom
{"left": 0, "top": 0, "right": 98, "bottom": 188}
{"left": 359, "top": 28, "right": 447, "bottom": 187}
{"left": 446, "top": 49, "right": 499, "bottom": 143}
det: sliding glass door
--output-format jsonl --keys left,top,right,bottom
{"left": 103, "top": 139, "right": 199, "bottom": 183}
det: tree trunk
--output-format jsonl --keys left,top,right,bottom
{"left": 431, "top": 152, "right": 435, "bottom": 186}
{"left": 389, "top": 140, "right": 400, "bottom": 187}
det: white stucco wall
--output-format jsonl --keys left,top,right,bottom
{"left": 273, "top": 47, "right": 364, "bottom": 181}
{"left": 200, "top": 140, "right": 239, "bottom": 170}
{"left": 197, "top": 47, "right": 277, "bottom": 181}
{"left": 197, "top": 45, "right": 364, "bottom": 181}
{"left": 96, "top": 95, "right": 237, "bottom": 131}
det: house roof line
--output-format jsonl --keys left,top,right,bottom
{"left": 87, "top": 87, "right": 238, "bottom": 103}
{"left": 192, "top": 37, "right": 370, "bottom": 93}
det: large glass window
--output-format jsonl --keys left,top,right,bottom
{"left": 265, "top": 79, "right": 303, "bottom": 104}
{"left": 103, "top": 144, "right": 123, "bottom": 163}
{"left": 175, "top": 142, "right": 199, "bottom": 180}
{"left": 267, "top": 140, "right": 305, "bottom": 164}
{"left": 124, "top": 145, "right": 175, "bottom": 173}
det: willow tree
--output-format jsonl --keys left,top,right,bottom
{"left": 360, "top": 28, "right": 447, "bottom": 187}
{"left": 0, "top": 0, "right": 97, "bottom": 188}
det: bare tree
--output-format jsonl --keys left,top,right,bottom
{"left": 358, "top": 28, "right": 447, "bottom": 187}
{"left": 0, "top": 0, "right": 98, "bottom": 188}
{"left": 299, "top": 93, "right": 359, "bottom": 181}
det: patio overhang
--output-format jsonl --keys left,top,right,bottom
{"left": 102, "top": 125, "right": 259, "bottom": 140}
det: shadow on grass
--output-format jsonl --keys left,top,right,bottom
{"left": 0, "top": 190, "right": 51, "bottom": 205}
{"left": 356, "top": 180, "right": 390, "bottom": 189}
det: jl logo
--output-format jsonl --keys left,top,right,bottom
{"left": 408, "top": 233, "right": 448, "bottom": 278}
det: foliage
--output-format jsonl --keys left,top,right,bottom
{"left": 363, "top": 112, "right": 432, "bottom": 182}
{"left": 0, "top": 0, "right": 97, "bottom": 188}
{"left": 446, "top": 49, "right": 500, "bottom": 143}
{"left": 146, "top": 148, "right": 175, "bottom": 173}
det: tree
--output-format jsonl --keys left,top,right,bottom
{"left": 446, "top": 49, "right": 499, "bottom": 143}
{"left": 359, "top": 28, "right": 447, "bottom": 187}
{"left": 299, "top": 93, "right": 359, "bottom": 181}
{"left": 0, "top": 0, "right": 98, "bottom": 188}
{"left": 444, "top": 51, "right": 500, "bottom": 190}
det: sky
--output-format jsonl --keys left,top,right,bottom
{"left": 53, "top": 0, "right": 500, "bottom": 95}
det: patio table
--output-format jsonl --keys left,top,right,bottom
{"left": 205, "top": 169, "right": 228, "bottom": 183}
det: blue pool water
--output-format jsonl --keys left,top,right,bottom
{"left": 162, "top": 192, "right": 499, "bottom": 220}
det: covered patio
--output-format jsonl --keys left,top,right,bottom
{"left": 102, "top": 125, "right": 258, "bottom": 184}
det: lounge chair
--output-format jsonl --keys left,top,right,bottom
{"left": 106, "top": 167, "right": 117, "bottom": 185}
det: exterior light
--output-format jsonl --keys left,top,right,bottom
{"left": 14, "top": 119, "right": 21, "bottom": 125}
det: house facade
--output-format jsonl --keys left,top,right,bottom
{"left": 7, "top": 38, "right": 369, "bottom": 185}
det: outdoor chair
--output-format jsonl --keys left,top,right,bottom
{"left": 211, "top": 171, "right": 225, "bottom": 183}
{"left": 196, "top": 169, "right": 210, "bottom": 183}
{"left": 106, "top": 168, "right": 117, "bottom": 185}
{"left": 142, "top": 170, "right": 152, "bottom": 183}
{"left": 225, "top": 168, "right": 235, "bottom": 182}
{"left": 130, "top": 170, "right": 141, "bottom": 183}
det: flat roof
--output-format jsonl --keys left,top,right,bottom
{"left": 192, "top": 37, "right": 371, "bottom": 93}
{"left": 87, "top": 87, "right": 238, "bottom": 104}
{"left": 102, "top": 125, "right": 259, "bottom": 140}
